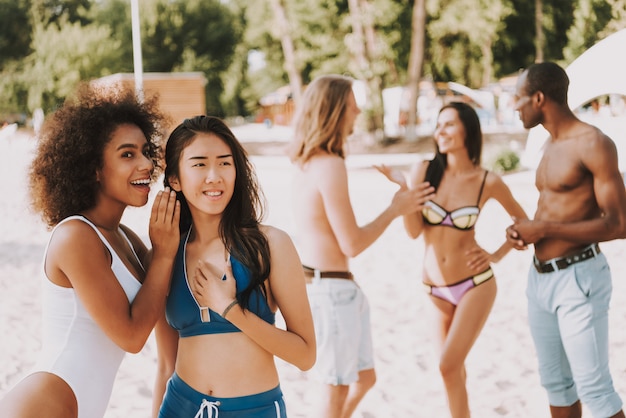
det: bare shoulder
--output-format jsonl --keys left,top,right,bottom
{"left": 576, "top": 123, "right": 619, "bottom": 165}
{"left": 484, "top": 170, "right": 504, "bottom": 187}
{"left": 52, "top": 218, "right": 101, "bottom": 246}
{"left": 47, "top": 219, "right": 108, "bottom": 274}
{"left": 483, "top": 170, "right": 510, "bottom": 196}
{"left": 259, "top": 224, "right": 293, "bottom": 247}
{"left": 303, "top": 153, "right": 349, "bottom": 191}
{"left": 306, "top": 153, "right": 346, "bottom": 171}
{"left": 573, "top": 122, "right": 615, "bottom": 148}
{"left": 259, "top": 225, "right": 301, "bottom": 271}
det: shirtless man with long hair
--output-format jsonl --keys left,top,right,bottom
{"left": 287, "top": 75, "right": 432, "bottom": 418}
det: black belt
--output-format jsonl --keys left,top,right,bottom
{"left": 533, "top": 243, "right": 601, "bottom": 273}
{"left": 303, "top": 265, "right": 354, "bottom": 282}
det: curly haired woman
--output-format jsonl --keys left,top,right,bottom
{"left": 0, "top": 83, "right": 180, "bottom": 418}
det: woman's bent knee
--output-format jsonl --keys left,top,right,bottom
{"left": 439, "top": 358, "right": 465, "bottom": 384}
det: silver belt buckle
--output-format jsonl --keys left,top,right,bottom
{"left": 314, "top": 268, "right": 322, "bottom": 283}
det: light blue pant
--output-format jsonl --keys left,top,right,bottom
{"left": 526, "top": 252, "right": 623, "bottom": 417}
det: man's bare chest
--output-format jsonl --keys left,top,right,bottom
{"left": 536, "top": 145, "right": 588, "bottom": 192}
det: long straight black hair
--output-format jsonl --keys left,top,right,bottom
{"left": 425, "top": 101, "right": 483, "bottom": 189}
{"left": 163, "top": 115, "right": 270, "bottom": 309}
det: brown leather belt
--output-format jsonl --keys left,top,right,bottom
{"left": 303, "top": 265, "right": 354, "bottom": 283}
{"left": 533, "top": 243, "right": 601, "bottom": 273}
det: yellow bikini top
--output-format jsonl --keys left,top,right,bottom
{"left": 422, "top": 170, "right": 488, "bottom": 230}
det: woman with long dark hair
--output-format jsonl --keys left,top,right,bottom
{"left": 152, "top": 116, "right": 315, "bottom": 418}
{"left": 381, "top": 102, "right": 528, "bottom": 417}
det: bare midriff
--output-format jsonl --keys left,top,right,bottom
{"left": 175, "top": 332, "right": 279, "bottom": 397}
{"left": 422, "top": 227, "right": 485, "bottom": 286}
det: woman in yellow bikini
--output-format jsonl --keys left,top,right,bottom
{"left": 380, "top": 102, "right": 528, "bottom": 418}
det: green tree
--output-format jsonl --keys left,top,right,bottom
{"left": 492, "top": 0, "right": 535, "bottom": 76}
{"left": 535, "top": 0, "right": 544, "bottom": 62}
{"left": 564, "top": 0, "right": 614, "bottom": 62}
{"left": 354, "top": 0, "right": 405, "bottom": 138}
{"left": 347, "top": 0, "right": 386, "bottom": 136}
{"left": 0, "top": 0, "right": 32, "bottom": 69}
{"left": 218, "top": 0, "right": 253, "bottom": 117}
{"left": 19, "top": 19, "right": 123, "bottom": 112}
{"left": 2, "top": 0, "right": 624, "bottom": 121}
{"left": 140, "top": 0, "right": 240, "bottom": 116}
{"left": 404, "top": 0, "right": 426, "bottom": 142}
{"left": 90, "top": 0, "right": 241, "bottom": 116}
{"left": 542, "top": 0, "right": 576, "bottom": 61}
{"left": 89, "top": 0, "right": 134, "bottom": 73}
{"left": 0, "top": 60, "right": 28, "bottom": 113}
{"left": 427, "top": 0, "right": 513, "bottom": 87}
{"left": 245, "top": 0, "right": 404, "bottom": 137}
{"left": 31, "top": 0, "right": 92, "bottom": 28}
{"left": 493, "top": 0, "right": 575, "bottom": 77}
{"left": 602, "top": 0, "right": 626, "bottom": 34}
{"left": 242, "top": 0, "right": 348, "bottom": 111}
{"left": 268, "top": 0, "right": 303, "bottom": 105}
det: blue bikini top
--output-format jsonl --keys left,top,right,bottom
{"left": 166, "top": 230, "right": 275, "bottom": 337}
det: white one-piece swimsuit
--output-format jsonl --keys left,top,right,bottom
{"left": 32, "top": 215, "right": 142, "bottom": 418}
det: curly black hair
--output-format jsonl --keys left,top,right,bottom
{"left": 29, "top": 82, "right": 167, "bottom": 227}
{"left": 524, "top": 61, "right": 569, "bottom": 105}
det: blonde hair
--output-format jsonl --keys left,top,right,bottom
{"left": 287, "top": 75, "right": 354, "bottom": 165}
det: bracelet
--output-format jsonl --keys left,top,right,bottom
{"left": 221, "top": 300, "right": 238, "bottom": 318}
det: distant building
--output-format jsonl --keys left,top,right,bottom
{"left": 257, "top": 85, "right": 295, "bottom": 126}
{"left": 96, "top": 72, "right": 207, "bottom": 131}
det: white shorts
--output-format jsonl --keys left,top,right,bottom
{"left": 306, "top": 278, "right": 374, "bottom": 385}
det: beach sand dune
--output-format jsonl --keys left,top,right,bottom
{"left": 1, "top": 133, "right": 624, "bottom": 417}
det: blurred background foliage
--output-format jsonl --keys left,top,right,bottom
{"left": 0, "top": 0, "right": 625, "bottom": 127}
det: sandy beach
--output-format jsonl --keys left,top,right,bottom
{"left": 1, "top": 129, "right": 625, "bottom": 417}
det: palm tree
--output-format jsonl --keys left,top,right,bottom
{"left": 405, "top": 0, "right": 426, "bottom": 142}
{"left": 268, "top": 0, "right": 303, "bottom": 104}
{"left": 535, "top": 0, "right": 544, "bottom": 62}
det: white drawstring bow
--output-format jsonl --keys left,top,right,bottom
{"left": 194, "top": 399, "right": 220, "bottom": 418}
